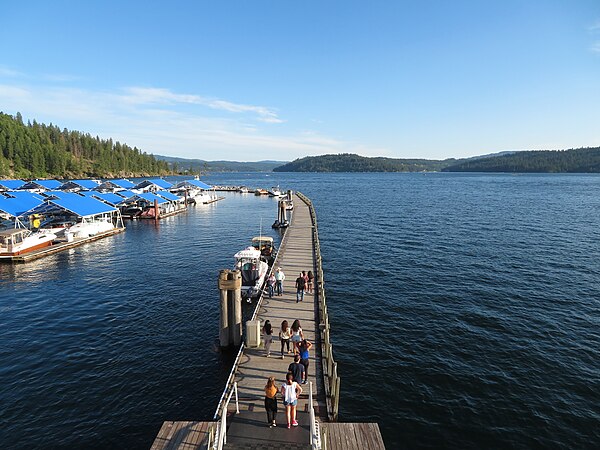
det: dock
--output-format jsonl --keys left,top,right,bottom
{"left": 151, "top": 193, "right": 385, "bottom": 449}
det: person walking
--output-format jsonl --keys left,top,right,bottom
{"left": 281, "top": 372, "right": 302, "bottom": 428}
{"left": 275, "top": 268, "right": 285, "bottom": 296}
{"left": 307, "top": 270, "right": 314, "bottom": 294}
{"left": 266, "top": 273, "right": 276, "bottom": 298}
{"left": 290, "top": 319, "right": 304, "bottom": 355}
{"left": 287, "top": 354, "right": 306, "bottom": 384}
{"left": 298, "top": 339, "right": 313, "bottom": 383}
{"left": 264, "top": 376, "right": 278, "bottom": 427}
{"left": 295, "top": 272, "right": 306, "bottom": 303}
{"left": 279, "top": 320, "right": 291, "bottom": 358}
{"left": 262, "top": 320, "right": 273, "bottom": 357}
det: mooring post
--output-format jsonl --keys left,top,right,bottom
{"left": 218, "top": 270, "right": 231, "bottom": 347}
{"left": 154, "top": 199, "right": 159, "bottom": 221}
{"left": 231, "top": 270, "right": 243, "bottom": 346}
{"left": 184, "top": 189, "right": 188, "bottom": 208}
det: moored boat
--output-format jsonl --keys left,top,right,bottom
{"left": 234, "top": 245, "right": 270, "bottom": 299}
{"left": 0, "top": 228, "right": 56, "bottom": 256}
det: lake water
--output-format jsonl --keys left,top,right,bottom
{"left": 1, "top": 173, "right": 599, "bottom": 449}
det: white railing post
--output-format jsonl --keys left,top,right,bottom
{"left": 234, "top": 381, "right": 239, "bottom": 414}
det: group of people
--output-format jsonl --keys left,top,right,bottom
{"left": 261, "top": 318, "right": 313, "bottom": 429}
{"left": 265, "top": 268, "right": 314, "bottom": 302}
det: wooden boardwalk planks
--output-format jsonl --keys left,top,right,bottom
{"left": 320, "top": 423, "right": 386, "bottom": 450}
{"left": 150, "top": 421, "right": 211, "bottom": 450}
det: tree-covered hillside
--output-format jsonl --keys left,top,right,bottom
{"left": 0, "top": 112, "right": 170, "bottom": 178}
{"left": 155, "top": 155, "right": 287, "bottom": 172}
{"left": 442, "top": 147, "right": 600, "bottom": 172}
{"left": 273, "top": 153, "right": 455, "bottom": 172}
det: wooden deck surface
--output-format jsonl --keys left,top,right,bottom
{"left": 320, "top": 423, "right": 386, "bottom": 450}
{"left": 150, "top": 421, "right": 211, "bottom": 450}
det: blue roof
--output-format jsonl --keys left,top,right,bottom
{"left": 125, "top": 192, "right": 168, "bottom": 205}
{"left": 135, "top": 178, "right": 173, "bottom": 189}
{"left": 155, "top": 190, "right": 181, "bottom": 201}
{"left": 41, "top": 190, "right": 83, "bottom": 200}
{"left": 92, "top": 192, "right": 127, "bottom": 206}
{"left": 29, "top": 195, "right": 117, "bottom": 217}
{"left": 114, "top": 190, "right": 138, "bottom": 199}
{"left": 112, "top": 179, "right": 136, "bottom": 189}
{"left": 0, "top": 179, "right": 26, "bottom": 190}
{"left": 20, "top": 179, "right": 62, "bottom": 190}
{"left": 0, "top": 195, "right": 44, "bottom": 217}
{"left": 173, "top": 179, "right": 212, "bottom": 190}
{"left": 3, "top": 191, "right": 45, "bottom": 201}
{"left": 60, "top": 179, "right": 100, "bottom": 190}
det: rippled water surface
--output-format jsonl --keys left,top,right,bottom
{"left": 1, "top": 173, "right": 599, "bottom": 449}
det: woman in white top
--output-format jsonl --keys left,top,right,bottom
{"left": 280, "top": 372, "right": 302, "bottom": 428}
{"left": 279, "top": 320, "right": 291, "bottom": 358}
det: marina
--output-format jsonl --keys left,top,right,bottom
{"left": 0, "top": 177, "right": 226, "bottom": 262}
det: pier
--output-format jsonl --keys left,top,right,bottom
{"left": 151, "top": 193, "right": 385, "bottom": 449}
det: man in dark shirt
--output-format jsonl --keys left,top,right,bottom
{"left": 295, "top": 273, "right": 305, "bottom": 303}
{"left": 287, "top": 354, "right": 305, "bottom": 384}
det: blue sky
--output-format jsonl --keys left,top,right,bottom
{"left": 1, "top": 1, "right": 599, "bottom": 161}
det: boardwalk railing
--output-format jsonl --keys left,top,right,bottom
{"left": 207, "top": 382, "right": 239, "bottom": 450}
{"left": 309, "top": 381, "right": 322, "bottom": 449}
{"left": 296, "top": 192, "right": 340, "bottom": 421}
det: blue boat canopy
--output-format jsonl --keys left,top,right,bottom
{"left": 124, "top": 192, "right": 168, "bottom": 205}
{"left": 60, "top": 179, "right": 100, "bottom": 190}
{"left": 92, "top": 192, "right": 127, "bottom": 206}
{"left": 19, "top": 179, "right": 62, "bottom": 190}
{"left": 96, "top": 179, "right": 136, "bottom": 190}
{"left": 0, "top": 179, "right": 26, "bottom": 190}
{"left": 28, "top": 195, "right": 117, "bottom": 217}
{"left": 114, "top": 190, "right": 138, "bottom": 199}
{"left": 172, "top": 179, "right": 212, "bottom": 190}
{"left": 155, "top": 190, "right": 181, "bottom": 201}
{"left": 0, "top": 195, "right": 44, "bottom": 217}
{"left": 41, "top": 191, "right": 83, "bottom": 200}
{"left": 134, "top": 179, "right": 173, "bottom": 190}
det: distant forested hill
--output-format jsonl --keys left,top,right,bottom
{"left": 273, "top": 153, "right": 456, "bottom": 172}
{"left": 155, "top": 155, "right": 287, "bottom": 172}
{"left": 0, "top": 112, "right": 170, "bottom": 178}
{"left": 442, "top": 147, "right": 600, "bottom": 172}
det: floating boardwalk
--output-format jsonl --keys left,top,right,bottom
{"left": 151, "top": 193, "right": 384, "bottom": 449}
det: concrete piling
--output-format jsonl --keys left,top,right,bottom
{"left": 218, "top": 269, "right": 242, "bottom": 347}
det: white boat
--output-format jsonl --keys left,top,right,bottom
{"left": 0, "top": 228, "right": 56, "bottom": 256}
{"left": 234, "top": 246, "right": 270, "bottom": 299}
{"left": 68, "top": 217, "right": 114, "bottom": 238}
{"left": 238, "top": 186, "right": 249, "bottom": 194}
{"left": 268, "top": 186, "right": 283, "bottom": 197}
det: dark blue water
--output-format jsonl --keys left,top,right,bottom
{"left": 1, "top": 173, "right": 599, "bottom": 449}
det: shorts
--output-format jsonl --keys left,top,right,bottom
{"left": 283, "top": 400, "right": 298, "bottom": 406}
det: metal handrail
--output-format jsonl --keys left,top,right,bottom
{"left": 213, "top": 382, "right": 239, "bottom": 450}
{"left": 309, "top": 381, "right": 322, "bottom": 449}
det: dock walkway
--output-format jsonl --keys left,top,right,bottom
{"left": 220, "top": 193, "right": 324, "bottom": 448}
{"left": 151, "top": 194, "right": 385, "bottom": 449}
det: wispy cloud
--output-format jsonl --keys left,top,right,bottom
{"left": 589, "top": 20, "right": 600, "bottom": 32}
{"left": 0, "top": 81, "right": 382, "bottom": 160}
{"left": 591, "top": 42, "right": 600, "bottom": 53}
{"left": 121, "top": 87, "right": 284, "bottom": 123}
{"left": 0, "top": 66, "right": 23, "bottom": 78}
